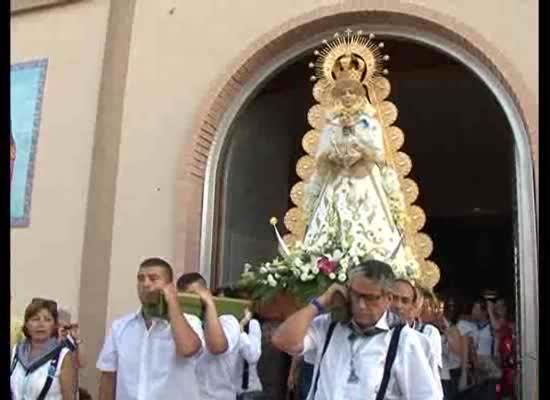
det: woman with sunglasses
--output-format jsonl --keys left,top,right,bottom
{"left": 10, "top": 298, "right": 76, "bottom": 399}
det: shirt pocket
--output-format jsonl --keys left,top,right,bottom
{"left": 150, "top": 333, "right": 176, "bottom": 377}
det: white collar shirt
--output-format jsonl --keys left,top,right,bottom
{"left": 444, "top": 320, "right": 478, "bottom": 371}
{"left": 422, "top": 324, "right": 443, "bottom": 369}
{"left": 96, "top": 309, "right": 204, "bottom": 400}
{"left": 411, "top": 322, "right": 443, "bottom": 398}
{"left": 456, "top": 319, "right": 478, "bottom": 341}
{"left": 412, "top": 321, "right": 443, "bottom": 369}
{"left": 196, "top": 314, "right": 243, "bottom": 400}
{"left": 475, "top": 322, "right": 494, "bottom": 356}
{"left": 238, "top": 319, "right": 263, "bottom": 393}
{"left": 301, "top": 311, "right": 442, "bottom": 400}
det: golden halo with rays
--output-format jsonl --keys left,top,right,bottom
{"left": 309, "top": 29, "right": 389, "bottom": 90}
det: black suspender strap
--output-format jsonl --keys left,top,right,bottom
{"left": 310, "top": 321, "right": 338, "bottom": 399}
{"left": 241, "top": 322, "right": 250, "bottom": 391}
{"left": 413, "top": 321, "right": 424, "bottom": 333}
{"left": 36, "top": 348, "right": 62, "bottom": 400}
{"left": 375, "top": 323, "right": 405, "bottom": 400}
{"left": 63, "top": 336, "right": 77, "bottom": 352}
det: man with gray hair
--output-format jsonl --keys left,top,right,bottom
{"left": 391, "top": 280, "right": 443, "bottom": 397}
{"left": 272, "top": 259, "right": 442, "bottom": 400}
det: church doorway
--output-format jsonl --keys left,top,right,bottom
{"left": 215, "top": 40, "right": 516, "bottom": 304}
{"left": 212, "top": 38, "right": 521, "bottom": 396}
{"left": 194, "top": 24, "right": 537, "bottom": 400}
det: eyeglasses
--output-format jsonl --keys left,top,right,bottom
{"left": 349, "top": 289, "right": 385, "bottom": 303}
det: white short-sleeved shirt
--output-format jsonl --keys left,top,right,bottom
{"left": 196, "top": 314, "right": 243, "bottom": 400}
{"left": 303, "top": 350, "right": 316, "bottom": 365}
{"left": 96, "top": 310, "right": 204, "bottom": 400}
{"left": 300, "top": 312, "right": 442, "bottom": 400}
{"left": 475, "top": 322, "right": 494, "bottom": 356}
{"left": 413, "top": 324, "right": 443, "bottom": 398}
{"left": 238, "top": 319, "right": 263, "bottom": 393}
{"left": 11, "top": 346, "right": 71, "bottom": 400}
{"left": 456, "top": 320, "right": 478, "bottom": 342}
{"left": 415, "top": 323, "right": 443, "bottom": 369}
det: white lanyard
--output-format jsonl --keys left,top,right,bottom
{"left": 347, "top": 334, "right": 372, "bottom": 384}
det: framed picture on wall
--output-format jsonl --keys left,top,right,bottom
{"left": 11, "top": 59, "right": 48, "bottom": 227}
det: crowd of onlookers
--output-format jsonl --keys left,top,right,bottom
{"left": 10, "top": 257, "right": 516, "bottom": 400}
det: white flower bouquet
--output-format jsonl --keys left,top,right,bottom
{"left": 239, "top": 218, "right": 397, "bottom": 305}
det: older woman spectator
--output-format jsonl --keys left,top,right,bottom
{"left": 10, "top": 298, "right": 76, "bottom": 400}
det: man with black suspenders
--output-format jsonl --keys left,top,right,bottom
{"left": 272, "top": 260, "right": 442, "bottom": 400}
{"left": 391, "top": 280, "right": 443, "bottom": 398}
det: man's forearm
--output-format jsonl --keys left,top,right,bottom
{"left": 98, "top": 372, "right": 116, "bottom": 400}
{"left": 203, "top": 302, "right": 228, "bottom": 354}
{"left": 167, "top": 300, "right": 202, "bottom": 357}
{"left": 272, "top": 303, "right": 320, "bottom": 354}
{"left": 59, "top": 353, "right": 76, "bottom": 400}
{"left": 75, "top": 345, "right": 87, "bottom": 369}
{"left": 461, "top": 337, "right": 470, "bottom": 369}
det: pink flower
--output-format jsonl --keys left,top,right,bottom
{"left": 317, "top": 256, "right": 338, "bottom": 275}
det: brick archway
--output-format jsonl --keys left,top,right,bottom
{"left": 175, "top": 5, "right": 538, "bottom": 395}
{"left": 175, "top": 1, "right": 537, "bottom": 274}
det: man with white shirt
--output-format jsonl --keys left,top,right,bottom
{"left": 391, "top": 280, "right": 443, "bottom": 398}
{"left": 96, "top": 258, "right": 203, "bottom": 400}
{"left": 437, "top": 295, "right": 476, "bottom": 398}
{"left": 412, "top": 287, "right": 444, "bottom": 375}
{"left": 471, "top": 298, "right": 496, "bottom": 358}
{"left": 177, "top": 273, "right": 243, "bottom": 400}
{"left": 470, "top": 298, "right": 500, "bottom": 399}
{"left": 237, "top": 309, "right": 264, "bottom": 400}
{"left": 272, "top": 260, "right": 442, "bottom": 400}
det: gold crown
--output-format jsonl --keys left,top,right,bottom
{"left": 309, "top": 29, "right": 390, "bottom": 95}
{"left": 332, "top": 53, "right": 365, "bottom": 82}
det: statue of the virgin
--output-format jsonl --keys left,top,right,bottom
{"left": 242, "top": 30, "right": 440, "bottom": 304}
{"left": 302, "top": 42, "right": 417, "bottom": 281}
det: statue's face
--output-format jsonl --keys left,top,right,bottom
{"left": 340, "top": 88, "right": 358, "bottom": 108}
